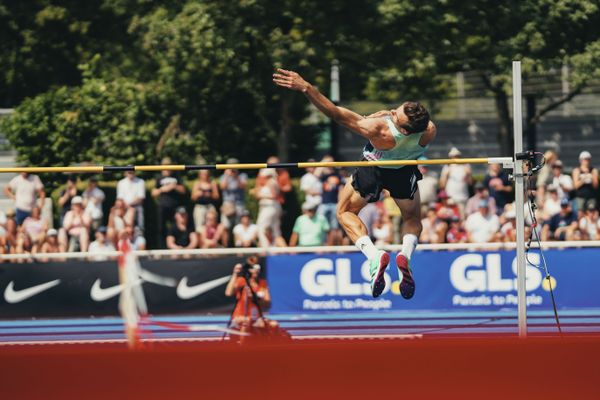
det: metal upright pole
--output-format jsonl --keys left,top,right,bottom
{"left": 513, "top": 61, "right": 528, "bottom": 338}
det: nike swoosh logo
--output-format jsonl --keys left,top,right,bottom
{"left": 176, "top": 276, "right": 231, "bottom": 300}
{"left": 90, "top": 279, "right": 123, "bottom": 302}
{"left": 4, "top": 280, "right": 61, "bottom": 304}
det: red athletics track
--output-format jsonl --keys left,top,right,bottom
{"left": 1, "top": 336, "right": 599, "bottom": 399}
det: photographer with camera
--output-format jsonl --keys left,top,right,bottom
{"left": 224, "top": 256, "right": 284, "bottom": 341}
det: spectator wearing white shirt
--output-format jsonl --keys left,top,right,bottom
{"left": 300, "top": 163, "right": 323, "bottom": 206}
{"left": 579, "top": 203, "right": 600, "bottom": 240}
{"left": 59, "top": 196, "right": 91, "bottom": 252}
{"left": 465, "top": 200, "right": 500, "bottom": 243}
{"left": 4, "top": 173, "right": 45, "bottom": 225}
{"left": 82, "top": 177, "right": 105, "bottom": 231}
{"left": 439, "top": 147, "right": 472, "bottom": 217}
{"left": 417, "top": 164, "right": 438, "bottom": 210}
{"left": 88, "top": 226, "right": 116, "bottom": 261}
{"left": 117, "top": 171, "right": 146, "bottom": 229}
{"left": 233, "top": 210, "right": 259, "bottom": 247}
{"left": 548, "top": 160, "right": 573, "bottom": 201}
{"left": 542, "top": 185, "right": 562, "bottom": 219}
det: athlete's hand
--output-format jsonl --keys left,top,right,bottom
{"left": 273, "top": 68, "right": 310, "bottom": 93}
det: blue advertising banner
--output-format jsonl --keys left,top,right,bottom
{"left": 267, "top": 249, "right": 600, "bottom": 313}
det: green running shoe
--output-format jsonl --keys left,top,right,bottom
{"left": 369, "top": 251, "right": 390, "bottom": 298}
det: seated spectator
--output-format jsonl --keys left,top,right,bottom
{"left": 167, "top": 207, "right": 198, "bottom": 250}
{"left": 258, "top": 226, "right": 288, "bottom": 247}
{"left": 82, "top": 177, "right": 105, "bottom": 231}
{"left": 38, "top": 228, "right": 62, "bottom": 262}
{"left": 21, "top": 205, "right": 47, "bottom": 253}
{"left": 499, "top": 210, "right": 517, "bottom": 242}
{"left": 382, "top": 191, "right": 402, "bottom": 244}
{"left": 289, "top": 200, "right": 330, "bottom": 247}
{"left": 121, "top": 225, "right": 147, "bottom": 250}
{"left": 317, "top": 157, "right": 344, "bottom": 244}
{"left": 465, "top": 182, "right": 497, "bottom": 216}
{"left": 58, "top": 176, "right": 79, "bottom": 224}
{"left": 420, "top": 203, "right": 447, "bottom": 244}
{"left": 542, "top": 198, "right": 579, "bottom": 241}
{"left": 88, "top": 226, "right": 116, "bottom": 261}
{"left": 14, "top": 230, "right": 33, "bottom": 260}
{"left": 435, "top": 190, "right": 460, "bottom": 221}
{"left": 198, "top": 209, "right": 226, "bottom": 249}
{"left": 233, "top": 210, "right": 259, "bottom": 248}
{"left": 465, "top": 200, "right": 500, "bottom": 243}
{"left": 541, "top": 185, "right": 562, "bottom": 219}
{"left": 59, "top": 196, "right": 91, "bottom": 252}
{"left": 372, "top": 213, "right": 393, "bottom": 246}
{"left": 446, "top": 215, "right": 467, "bottom": 243}
{"left": 107, "top": 199, "right": 134, "bottom": 246}
{"left": 191, "top": 170, "right": 219, "bottom": 229}
{"left": 578, "top": 203, "right": 600, "bottom": 240}
{"left": 0, "top": 208, "right": 18, "bottom": 254}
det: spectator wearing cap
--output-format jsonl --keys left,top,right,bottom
{"left": 82, "top": 177, "right": 105, "bottom": 231}
{"left": 439, "top": 147, "right": 472, "bottom": 216}
{"left": 420, "top": 202, "right": 447, "bottom": 244}
{"left": 59, "top": 196, "right": 91, "bottom": 252}
{"left": 233, "top": 210, "right": 259, "bottom": 247}
{"left": 465, "top": 200, "right": 500, "bottom": 243}
{"left": 578, "top": 203, "right": 600, "bottom": 240}
{"left": 58, "top": 176, "right": 79, "bottom": 224}
{"left": 219, "top": 158, "right": 248, "bottom": 232}
{"left": 167, "top": 207, "right": 198, "bottom": 250}
{"left": 38, "top": 228, "right": 62, "bottom": 262}
{"left": 484, "top": 163, "right": 512, "bottom": 213}
{"left": 289, "top": 199, "right": 330, "bottom": 247}
{"left": 191, "top": 170, "right": 220, "bottom": 231}
{"left": 88, "top": 226, "right": 116, "bottom": 261}
{"left": 107, "top": 198, "right": 135, "bottom": 246}
{"left": 21, "top": 205, "right": 48, "bottom": 253}
{"left": 542, "top": 197, "right": 579, "bottom": 241}
{"left": 542, "top": 184, "right": 562, "bottom": 219}
{"left": 117, "top": 170, "right": 146, "bottom": 229}
{"left": 465, "top": 182, "right": 497, "bottom": 216}
{"left": 572, "top": 151, "right": 598, "bottom": 215}
{"left": 4, "top": 172, "right": 45, "bottom": 226}
{"left": 198, "top": 209, "right": 226, "bottom": 249}
{"left": 152, "top": 157, "right": 186, "bottom": 248}
{"left": 446, "top": 215, "right": 467, "bottom": 244}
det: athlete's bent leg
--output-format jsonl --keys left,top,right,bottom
{"left": 393, "top": 189, "right": 422, "bottom": 299}
{"left": 337, "top": 178, "right": 389, "bottom": 297}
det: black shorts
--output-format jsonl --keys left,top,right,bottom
{"left": 351, "top": 165, "right": 422, "bottom": 203}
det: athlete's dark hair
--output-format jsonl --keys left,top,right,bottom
{"left": 401, "top": 102, "right": 430, "bottom": 134}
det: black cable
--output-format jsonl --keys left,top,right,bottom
{"left": 523, "top": 153, "right": 562, "bottom": 334}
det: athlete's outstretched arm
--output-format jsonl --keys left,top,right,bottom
{"left": 273, "top": 68, "right": 381, "bottom": 140}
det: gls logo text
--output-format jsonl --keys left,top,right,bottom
{"left": 300, "top": 258, "right": 392, "bottom": 297}
{"left": 450, "top": 253, "right": 543, "bottom": 293}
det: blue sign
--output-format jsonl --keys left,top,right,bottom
{"left": 267, "top": 249, "right": 600, "bottom": 313}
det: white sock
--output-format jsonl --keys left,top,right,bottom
{"left": 401, "top": 234, "right": 418, "bottom": 260}
{"left": 355, "top": 235, "right": 380, "bottom": 260}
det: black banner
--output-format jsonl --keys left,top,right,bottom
{"left": 0, "top": 256, "right": 263, "bottom": 318}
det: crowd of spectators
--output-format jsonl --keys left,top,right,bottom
{"left": 1, "top": 149, "right": 599, "bottom": 259}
